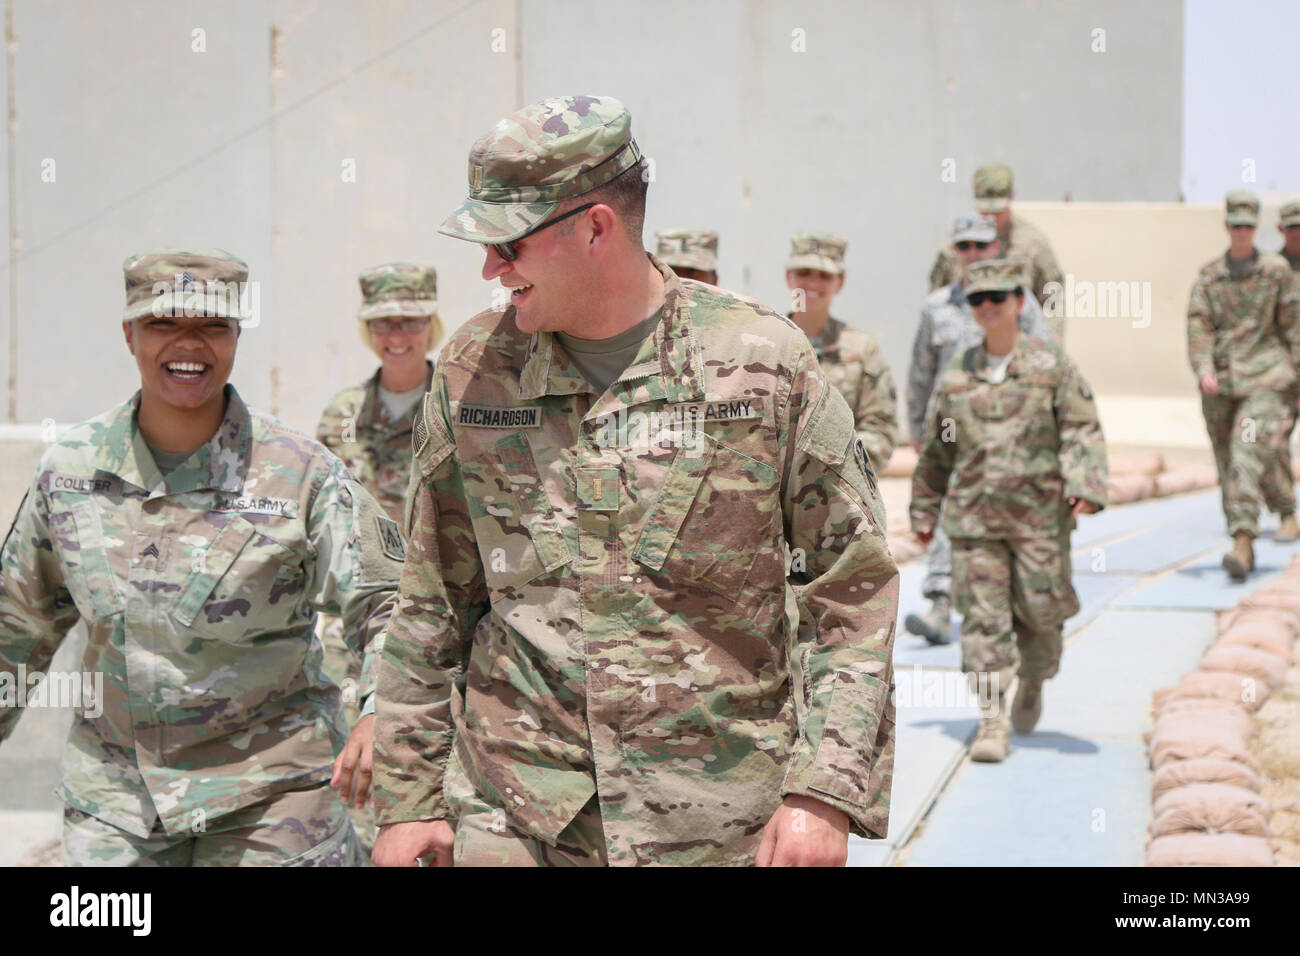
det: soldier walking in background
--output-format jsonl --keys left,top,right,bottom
{"left": 904, "top": 214, "right": 1051, "bottom": 645}
{"left": 1188, "top": 191, "right": 1300, "bottom": 580}
{"left": 370, "top": 95, "right": 898, "bottom": 867}
{"left": 785, "top": 233, "right": 899, "bottom": 470}
{"left": 928, "top": 164, "right": 1066, "bottom": 342}
{"left": 1278, "top": 199, "right": 1300, "bottom": 272}
{"left": 316, "top": 263, "right": 442, "bottom": 852}
{"left": 911, "top": 259, "right": 1106, "bottom": 763}
{"left": 655, "top": 228, "right": 719, "bottom": 285}
{"left": 0, "top": 250, "right": 401, "bottom": 865}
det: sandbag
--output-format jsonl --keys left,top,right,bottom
{"left": 1201, "top": 645, "right": 1288, "bottom": 690}
{"left": 1150, "top": 784, "right": 1270, "bottom": 837}
{"left": 1216, "top": 618, "right": 1294, "bottom": 658}
{"left": 1106, "top": 474, "right": 1157, "bottom": 504}
{"left": 1154, "top": 471, "right": 1196, "bottom": 497}
{"left": 1146, "top": 833, "right": 1274, "bottom": 866}
{"left": 1149, "top": 709, "right": 1258, "bottom": 769}
{"left": 882, "top": 447, "right": 916, "bottom": 478}
{"left": 1151, "top": 758, "right": 1261, "bottom": 799}
{"left": 1153, "top": 670, "right": 1265, "bottom": 713}
{"left": 1239, "top": 589, "right": 1300, "bottom": 621}
{"left": 1110, "top": 452, "right": 1164, "bottom": 477}
{"left": 1151, "top": 699, "right": 1254, "bottom": 739}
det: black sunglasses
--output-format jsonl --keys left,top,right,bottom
{"left": 954, "top": 240, "right": 993, "bottom": 252}
{"left": 967, "top": 290, "right": 1011, "bottom": 306}
{"left": 491, "top": 203, "right": 597, "bottom": 262}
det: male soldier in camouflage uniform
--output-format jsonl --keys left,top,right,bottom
{"left": 785, "top": 233, "right": 899, "bottom": 469}
{"left": 1278, "top": 199, "right": 1300, "bottom": 272}
{"left": 370, "top": 95, "right": 898, "bottom": 867}
{"left": 316, "top": 263, "right": 442, "bottom": 849}
{"left": 1189, "top": 191, "right": 1300, "bottom": 579}
{"left": 929, "top": 164, "right": 1066, "bottom": 341}
{"left": 0, "top": 250, "right": 402, "bottom": 864}
{"left": 655, "top": 228, "right": 718, "bottom": 285}
{"left": 911, "top": 259, "right": 1106, "bottom": 762}
{"left": 904, "top": 214, "right": 1051, "bottom": 645}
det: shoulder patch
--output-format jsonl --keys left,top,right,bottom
{"left": 375, "top": 514, "right": 405, "bottom": 560}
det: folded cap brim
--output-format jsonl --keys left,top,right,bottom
{"left": 974, "top": 197, "right": 1010, "bottom": 213}
{"left": 1226, "top": 212, "right": 1258, "bottom": 226}
{"left": 438, "top": 198, "right": 559, "bottom": 243}
{"left": 952, "top": 229, "right": 997, "bottom": 243}
{"left": 1281, "top": 216, "right": 1300, "bottom": 229}
{"left": 662, "top": 254, "right": 719, "bottom": 272}
{"left": 784, "top": 254, "right": 844, "bottom": 275}
{"left": 359, "top": 300, "right": 438, "bottom": 321}
{"left": 966, "top": 278, "right": 1021, "bottom": 294}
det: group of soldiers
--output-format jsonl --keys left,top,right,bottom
{"left": 0, "top": 90, "right": 1289, "bottom": 865}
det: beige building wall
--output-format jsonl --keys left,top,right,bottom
{"left": 1014, "top": 201, "right": 1293, "bottom": 452}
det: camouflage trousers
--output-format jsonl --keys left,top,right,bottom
{"left": 318, "top": 614, "right": 375, "bottom": 858}
{"left": 62, "top": 784, "right": 363, "bottom": 866}
{"left": 444, "top": 747, "right": 607, "bottom": 866}
{"left": 922, "top": 519, "right": 952, "bottom": 599}
{"left": 950, "top": 533, "right": 1079, "bottom": 690}
{"left": 1201, "top": 390, "right": 1296, "bottom": 536}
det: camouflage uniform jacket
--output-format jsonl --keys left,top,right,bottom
{"left": 0, "top": 386, "right": 402, "bottom": 838}
{"left": 910, "top": 335, "right": 1107, "bottom": 539}
{"left": 316, "top": 361, "right": 434, "bottom": 524}
{"left": 1186, "top": 250, "right": 1300, "bottom": 398}
{"left": 373, "top": 258, "right": 899, "bottom": 865}
{"left": 907, "top": 282, "right": 1050, "bottom": 442}
{"left": 929, "top": 214, "right": 1064, "bottom": 302}
{"left": 805, "top": 317, "right": 899, "bottom": 468}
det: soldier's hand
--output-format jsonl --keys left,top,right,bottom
{"left": 1200, "top": 372, "right": 1219, "bottom": 395}
{"left": 331, "top": 713, "right": 373, "bottom": 809}
{"left": 373, "top": 820, "right": 455, "bottom": 867}
{"left": 1069, "top": 497, "right": 1099, "bottom": 516}
{"left": 914, "top": 528, "right": 934, "bottom": 545}
{"left": 755, "top": 794, "right": 850, "bottom": 867}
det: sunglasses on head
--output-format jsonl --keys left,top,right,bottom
{"left": 954, "top": 240, "right": 993, "bottom": 251}
{"left": 967, "top": 290, "right": 1011, "bottom": 306}
{"left": 490, "top": 203, "right": 597, "bottom": 262}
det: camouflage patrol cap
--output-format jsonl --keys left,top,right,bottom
{"left": 785, "top": 233, "right": 847, "bottom": 275}
{"left": 1226, "top": 190, "right": 1260, "bottom": 226}
{"left": 952, "top": 213, "right": 997, "bottom": 243}
{"left": 974, "top": 164, "right": 1014, "bottom": 213}
{"left": 122, "top": 249, "right": 248, "bottom": 322}
{"left": 358, "top": 262, "right": 438, "bottom": 321}
{"left": 1280, "top": 199, "right": 1300, "bottom": 229}
{"left": 656, "top": 228, "right": 718, "bottom": 272}
{"left": 965, "top": 258, "right": 1024, "bottom": 295}
{"left": 438, "top": 94, "right": 644, "bottom": 244}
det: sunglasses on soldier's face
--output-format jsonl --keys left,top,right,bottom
{"left": 954, "top": 241, "right": 992, "bottom": 251}
{"left": 966, "top": 291, "right": 1010, "bottom": 306}
{"left": 491, "top": 203, "right": 597, "bottom": 262}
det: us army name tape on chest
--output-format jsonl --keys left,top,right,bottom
{"left": 46, "top": 473, "right": 298, "bottom": 518}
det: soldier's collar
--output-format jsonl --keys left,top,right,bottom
{"left": 100, "top": 385, "right": 250, "bottom": 496}
{"left": 360, "top": 360, "right": 434, "bottom": 432}
{"left": 518, "top": 254, "right": 705, "bottom": 405}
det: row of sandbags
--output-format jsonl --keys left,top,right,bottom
{"left": 881, "top": 450, "right": 1220, "bottom": 564}
{"left": 1144, "top": 572, "right": 1300, "bottom": 866}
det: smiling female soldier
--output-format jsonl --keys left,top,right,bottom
{"left": 0, "top": 249, "right": 402, "bottom": 865}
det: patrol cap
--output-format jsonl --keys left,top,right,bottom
{"left": 656, "top": 228, "right": 718, "bottom": 272}
{"left": 438, "top": 94, "right": 644, "bottom": 244}
{"left": 122, "top": 249, "right": 248, "bottom": 322}
{"left": 1225, "top": 190, "right": 1260, "bottom": 226}
{"left": 965, "top": 258, "right": 1024, "bottom": 295}
{"left": 1278, "top": 199, "right": 1300, "bottom": 229}
{"left": 358, "top": 262, "right": 438, "bottom": 321}
{"left": 974, "top": 164, "right": 1013, "bottom": 213}
{"left": 785, "top": 233, "right": 847, "bottom": 275}
{"left": 952, "top": 214, "right": 998, "bottom": 243}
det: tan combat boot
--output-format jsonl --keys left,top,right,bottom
{"left": 1277, "top": 514, "right": 1300, "bottom": 544}
{"left": 970, "top": 711, "right": 1011, "bottom": 763}
{"left": 1011, "top": 676, "right": 1043, "bottom": 734}
{"left": 904, "top": 594, "right": 952, "bottom": 645}
{"left": 1222, "top": 532, "right": 1255, "bottom": 582}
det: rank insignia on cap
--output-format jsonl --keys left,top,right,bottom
{"left": 179, "top": 270, "right": 194, "bottom": 285}
{"left": 472, "top": 165, "right": 484, "bottom": 190}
